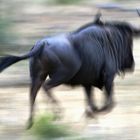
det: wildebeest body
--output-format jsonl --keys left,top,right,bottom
{"left": 0, "top": 18, "right": 139, "bottom": 128}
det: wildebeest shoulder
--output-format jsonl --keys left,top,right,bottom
{"left": 66, "top": 25, "right": 134, "bottom": 87}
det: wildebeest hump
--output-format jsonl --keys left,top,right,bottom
{"left": 66, "top": 27, "right": 106, "bottom": 87}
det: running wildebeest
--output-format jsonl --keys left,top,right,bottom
{"left": 0, "top": 15, "right": 139, "bottom": 128}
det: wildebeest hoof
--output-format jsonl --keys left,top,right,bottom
{"left": 26, "top": 119, "right": 33, "bottom": 130}
{"left": 85, "top": 106, "right": 95, "bottom": 118}
{"left": 91, "top": 106, "right": 99, "bottom": 113}
{"left": 98, "top": 102, "right": 116, "bottom": 114}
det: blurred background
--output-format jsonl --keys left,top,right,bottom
{"left": 0, "top": 0, "right": 140, "bottom": 139}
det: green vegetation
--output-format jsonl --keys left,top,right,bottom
{"left": 50, "top": 0, "right": 82, "bottom": 5}
{"left": 0, "top": 17, "right": 14, "bottom": 49}
{"left": 27, "top": 113, "right": 97, "bottom": 140}
{"left": 28, "top": 113, "right": 74, "bottom": 139}
{"left": 0, "top": 1, "right": 18, "bottom": 53}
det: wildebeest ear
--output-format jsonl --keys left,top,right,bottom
{"left": 94, "top": 11, "right": 102, "bottom": 21}
{"left": 46, "top": 41, "right": 50, "bottom": 46}
{"left": 93, "top": 11, "right": 103, "bottom": 25}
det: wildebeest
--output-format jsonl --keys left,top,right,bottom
{"left": 0, "top": 15, "right": 139, "bottom": 128}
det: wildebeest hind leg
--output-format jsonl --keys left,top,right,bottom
{"left": 43, "top": 67, "right": 75, "bottom": 117}
{"left": 43, "top": 83, "right": 62, "bottom": 118}
{"left": 83, "top": 86, "right": 98, "bottom": 118}
{"left": 27, "top": 74, "right": 47, "bottom": 129}
{"left": 43, "top": 88, "right": 58, "bottom": 104}
{"left": 27, "top": 59, "right": 47, "bottom": 129}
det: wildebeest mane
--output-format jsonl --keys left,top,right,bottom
{"left": 98, "top": 20, "right": 140, "bottom": 37}
{"left": 71, "top": 24, "right": 135, "bottom": 77}
{"left": 75, "top": 11, "right": 140, "bottom": 36}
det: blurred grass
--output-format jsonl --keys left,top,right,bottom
{"left": 50, "top": 0, "right": 82, "bottom": 5}
{"left": 0, "top": 1, "right": 19, "bottom": 53}
{"left": 27, "top": 113, "right": 75, "bottom": 139}
{"left": 0, "top": 18, "right": 15, "bottom": 52}
{"left": 26, "top": 113, "right": 98, "bottom": 140}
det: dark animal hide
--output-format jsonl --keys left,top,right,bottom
{"left": 0, "top": 16, "right": 139, "bottom": 128}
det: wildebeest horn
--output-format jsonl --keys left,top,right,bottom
{"left": 95, "top": 11, "right": 102, "bottom": 19}
{"left": 136, "top": 9, "right": 140, "bottom": 16}
{"left": 94, "top": 11, "right": 102, "bottom": 22}
{"left": 97, "top": 3, "right": 140, "bottom": 17}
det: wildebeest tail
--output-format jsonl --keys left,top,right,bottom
{"left": 0, "top": 41, "right": 45, "bottom": 72}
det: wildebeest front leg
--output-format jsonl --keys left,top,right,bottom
{"left": 100, "top": 76, "right": 115, "bottom": 112}
{"left": 84, "top": 86, "right": 98, "bottom": 117}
